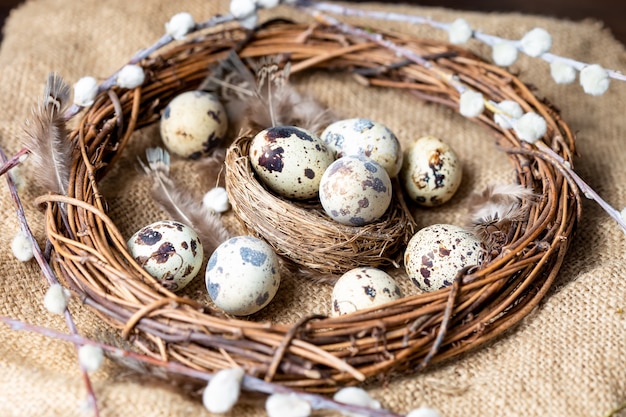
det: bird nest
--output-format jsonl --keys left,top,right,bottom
{"left": 36, "top": 18, "right": 580, "bottom": 392}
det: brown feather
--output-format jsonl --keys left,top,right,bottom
{"left": 201, "top": 51, "right": 336, "bottom": 136}
{"left": 22, "top": 72, "right": 73, "bottom": 196}
{"left": 467, "top": 183, "right": 536, "bottom": 252}
{"left": 140, "top": 147, "right": 230, "bottom": 257}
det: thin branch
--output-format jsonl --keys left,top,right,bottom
{"left": 0, "top": 315, "right": 404, "bottom": 417}
{"left": 0, "top": 146, "right": 101, "bottom": 417}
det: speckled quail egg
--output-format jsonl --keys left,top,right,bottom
{"left": 320, "top": 118, "right": 403, "bottom": 178}
{"left": 127, "top": 220, "right": 203, "bottom": 292}
{"left": 404, "top": 224, "right": 483, "bottom": 292}
{"left": 160, "top": 90, "right": 228, "bottom": 159}
{"left": 205, "top": 236, "right": 281, "bottom": 316}
{"left": 249, "top": 125, "right": 335, "bottom": 200}
{"left": 331, "top": 267, "right": 403, "bottom": 316}
{"left": 401, "top": 135, "right": 462, "bottom": 207}
{"left": 319, "top": 155, "right": 392, "bottom": 226}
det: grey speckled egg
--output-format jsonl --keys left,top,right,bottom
{"left": 320, "top": 118, "right": 403, "bottom": 178}
{"left": 127, "top": 220, "right": 203, "bottom": 292}
{"left": 249, "top": 126, "right": 334, "bottom": 200}
{"left": 331, "top": 267, "right": 403, "bottom": 316}
{"left": 404, "top": 224, "right": 483, "bottom": 292}
{"left": 160, "top": 90, "right": 228, "bottom": 159}
{"left": 319, "top": 155, "right": 392, "bottom": 226}
{"left": 401, "top": 135, "right": 462, "bottom": 207}
{"left": 205, "top": 236, "right": 280, "bottom": 316}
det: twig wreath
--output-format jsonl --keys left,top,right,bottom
{"left": 7, "top": 0, "right": 626, "bottom": 415}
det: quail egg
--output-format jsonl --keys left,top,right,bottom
{"left": 249, "top": 125, "right": 335, "bottom": 200}
{"left": 401, "top": 135, "right": 462, "bottom": 207}
{"left": 331, "top": 267, "right": 403, "bottom": 316}
{"left": 205, "top": 236, "right": 281, "bottom": 316}
{"left": 127, "top": 220, "right": 203, "bottom": 292}
{"left": 160, "top": 90, "right": 228, "bottom": 159}
{"left": 319, "top": 155, "right": 392, "bottom": 226}
{"left": 320, "top": 118, "right": 403, "bottom": 178}
{"left": 404, "top": 224, "right": 483, "bottom": 292}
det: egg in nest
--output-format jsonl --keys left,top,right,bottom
{"left": 331, "top": 267, "right": 403, "bottom": 316}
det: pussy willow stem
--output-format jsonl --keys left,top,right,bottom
{"left": 300, "top": 0, "right": 626, "bottom": 82}
{"left": 0, "top": 315, "right": 404, "bottom": 417}
{"left": 0, "top": 147, "right": 101, "bottom": 417}
{"left": 534, "top": 141, "right": 626, "bottom": 232}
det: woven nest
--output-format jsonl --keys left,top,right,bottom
{"left": 36, "top": 18, "right": 581, "bottom": 393}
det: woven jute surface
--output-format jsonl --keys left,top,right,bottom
{"left": 0, "top": 0, "right": 625, "bottom": 416}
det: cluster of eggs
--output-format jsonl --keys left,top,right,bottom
{"left": 127, "top": 88, "right": 482, "bottom": 318}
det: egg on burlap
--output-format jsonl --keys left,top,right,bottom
{"left": 404, "top": 224, "right": 483, "bottom": 292}
{"left": 127, "top": 220, "right": 204, "bottom": 292}
{"left": 205, "top": 236, "right": 281, "bottom": 316}
{"left": 160, "top": 90, "right": 228, "bottom": 159}
{"left": 401, "top": 135, "right": 462, "bottom": 207}
{"left": 331, "top": 267, "right": 403, "bottom": 316}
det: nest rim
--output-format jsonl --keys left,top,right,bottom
{"left": 37, "top": 17, "right": 581, "bottom": 393}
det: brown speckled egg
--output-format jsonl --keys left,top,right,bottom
{"left": 319, "top": 155, "right": 392, "bottom": 226}
{"left": 320, "top": 118, "right": 403, "bottom": 178}
{"left": 127, "top": 220, "right": 203, "bottom": 292}
{"left": 249, "top": 126, "right": 334, "bottom": 200}
{"left": 160, "top": 90, "right": 228, "bottom": 159}
{"left": 205, "top": 236, "right": 280, "bottom": 316}
{"left": 401, "top": 135, "right": 462, "bottom": 207}
{"left": 331, "top": 267, "right": 403, "bottom": 316}
{"left": 404, "top": 224, "right": 483, "bottom": 292}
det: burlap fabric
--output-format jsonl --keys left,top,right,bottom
{"left": 0, "top": 0, "right": 624, "bottom": 416}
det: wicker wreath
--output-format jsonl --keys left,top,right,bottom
{"left": 35, "top": 18, "right": 580, "bottom": 393}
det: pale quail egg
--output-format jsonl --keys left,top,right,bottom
{"left": 160, "top": 90, "right": 228, "bottom": 159}
{"left": 320, "top": 118, "right": 403, "bottom": 178}
{"left": 404, "top": 224, "right": 483, "bottom": 292}
{"left": 319, "top": 155, "right": 392, "bottom": 226}
{"left": 127, "top": 220, "right": 203, "bottom": 292}
{"left": 331, "top": 267, "right": 403, "bottom": 316}
{"left": 249, "top": 126, "right": 334, "bottom": 200}
{"left": 205, "top": 236, "right": 281, "bottom": 316}
{"left": 401, "top": 135, "right": 462, "bottom": 207}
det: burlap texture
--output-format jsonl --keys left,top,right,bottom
{"left": 0, "top": 0, "right": 625, "bottom": 416}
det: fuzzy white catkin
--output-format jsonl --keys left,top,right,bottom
{"left": 492, "top": 41, "right": 518, "bottom": 66}
{"left": 406, "top": 407, "right": 443, "bottom": 417}
{"left": 203, "top": 187, "right": 230, "bottom": 213}
{"left": 459, "top": 90, "right": 484, "bottom": 118}
{"left": 580, "top": 64, "right": 610, "bottom": 96}
{"left": 550, "top": 61, "right": 577, "bottom": 84}
{"left": 73, "top": 76, "right": 99, "bottom": 107}
{"left": 202, "top": 368, "right": 245, "bottom": 413}
{"left": 116, "top": 65, "right": 145, "bottom": 89}
{"left": 620, "top": 207, "right": 626, "bottom": 222}
{"left": 44, "top": 283, "right": 70, "bottom": 315}
{"left": 448, "top": 18, "right": 472, "bottom": 44}
{"left": 494, "top": 100, "right": 523, "bottom": 129}
{"left": 513, "top": 112, "right": 547, "bottom": 143}
{"left": 165, "top": 12, "right": 195, "bottom": 40}
{"left": 266, "top": 393, "right": 311, "bottom": 417}
{"left": 78, "top": 344, "right": 104, "bottom": 373}
{"left": 230, "top": 0, "right": 256, "bottom": 19}
{"left": 333, "top": 387, "right": 381, "bottom": 417}
{"left": 9, "top": 162, "right": 27, "bottom": 193}
{"left": 11, "top": 230, "right": 34, "bottom": 262}
{"left": 520, "top": 27, "right": 552, "bottom": 57}
{"left": 256, "top": 0, "right": 280, "bottom": 8}
{"left": 238, "top": 13, "right": 259, "bottom": 30}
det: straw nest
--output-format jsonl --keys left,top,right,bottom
{"left": 35, "top": 17, "right": 581, "bottom": 392}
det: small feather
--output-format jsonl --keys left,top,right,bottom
{"left": 22, "top": 72, "right": 73, "bottom": 196}
{"left": 467, "top": 183, "right": 536, "bottom": 251}
{"left": 201, "top": 51, "right": 336, "bottom": 135}
{"left": 139, "top": 147, "right": 230, "bottom": 257}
